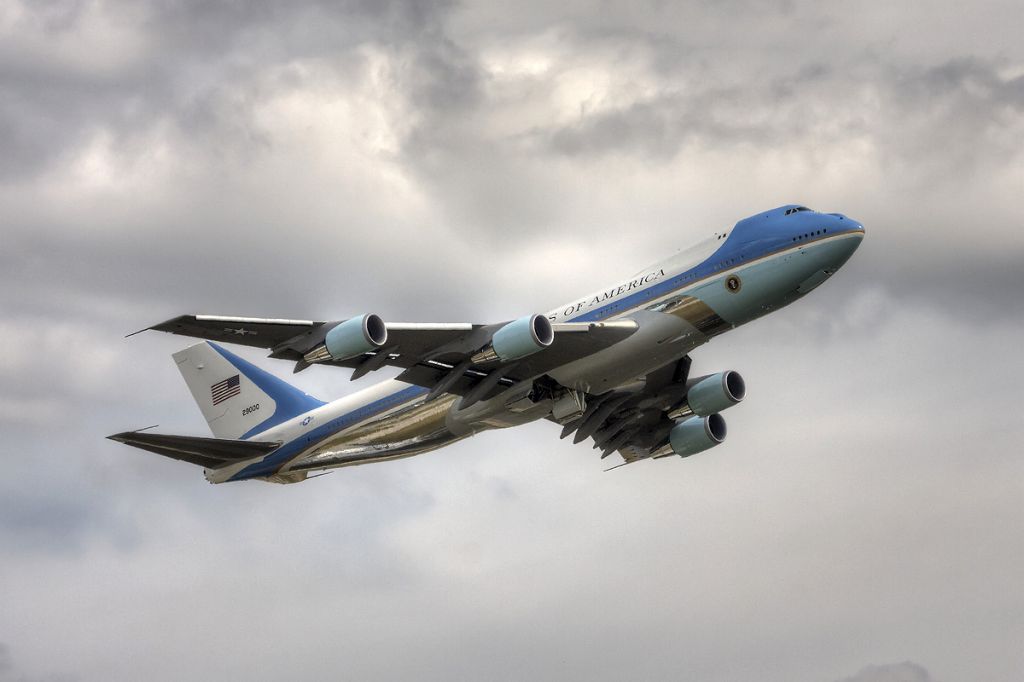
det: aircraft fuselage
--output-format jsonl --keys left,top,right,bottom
{"left": 203, "top": 205, "right": 864, "bottom": 483}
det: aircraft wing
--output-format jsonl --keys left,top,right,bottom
{"left": 139, "top": 315, "right": 326, "bottom": 349}
{"left": 555, "top": 356, "right": 693, "bottom": 465}
{"left": 142, "top": 315, "right": 485, "bottom": 364}
{"left": 141, "top": 314, "right": 639, "bottom": 404}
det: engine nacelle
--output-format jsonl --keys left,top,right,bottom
{"left": 681, "top": 371, "right": 746, "bottom": 416}
{"left": 473, "top": 314, "right": 554, "bottom": 364}
{"left": 667, "top": 414, "right": 727, "bottom": 458}
{"left": 324, "top": 314, "right": 388, "bottom": 360}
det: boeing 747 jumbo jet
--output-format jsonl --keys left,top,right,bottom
{"left": 110, "top": 205, "right": 864, "bottom": 483}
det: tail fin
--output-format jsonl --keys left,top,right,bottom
{"left": 173, "top": 341, "right": 325, "bottom": 439}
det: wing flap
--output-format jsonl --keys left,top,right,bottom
{"left": 555, "top": 356, "right": 693, "bottom": 464}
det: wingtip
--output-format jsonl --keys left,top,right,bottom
{"left": 108, "top": 425, "right": 159, "bottom": 442}
{"left": 127, "top": 314, "right": 198, "bottom": 339}
{"left": 603, "top": 461, "right": 631, "bottom": 472}
{"left": 125, "top": 313, "right": 191, "bottom": 337}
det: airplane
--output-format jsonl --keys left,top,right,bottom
{"left": 109, "top": 204, "right": 865, "bottom": 484}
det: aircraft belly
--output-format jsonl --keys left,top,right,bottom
{"left": 547, "top": 310, "right": 705, "bottom": 393}
{"left": 286, "top": 394, "right": 464, "bottom": 471}
{"left": 444, "top": 381, "right": 553, "bottom": 437}
{"left": 288, "top": 431, "right": 466, "bottom": 471}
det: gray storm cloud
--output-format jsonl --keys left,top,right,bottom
{"left": 0, "top": 1, "right": 1021, "bottom": 681}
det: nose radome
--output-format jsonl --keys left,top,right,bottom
{"left": 828, "top": 212, "right": 865, "bottom": 235}
{"left": 834, "top": 219, "right": 865, "bottom": 262}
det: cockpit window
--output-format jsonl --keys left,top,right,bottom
{"left": 784, "top": 206, "right": 813, "bottom": 215}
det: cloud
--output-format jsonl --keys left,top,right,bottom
{"left": 0, "top": 1, "right": 1022, "bottom": 681}
{"left": 838, "top": 662, "right": 935, "bottom": 682}
{"left": 538, "top": 57, "right": 1024, "bottom": 174}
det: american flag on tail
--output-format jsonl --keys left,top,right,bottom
{"left": 211, "top": 375, "right": 241, "bottom": 405}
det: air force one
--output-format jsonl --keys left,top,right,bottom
{"left": 109, "top": 205, "right": 864, "bottom": 484}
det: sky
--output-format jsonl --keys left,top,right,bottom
{"left": 1, "top": 0, "right": 1022, "bottom": 680}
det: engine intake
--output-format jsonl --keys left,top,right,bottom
{"left": 471, "top": 314, "right": 554, "bottom": 364}
{"left": 304, "top": 314, "right": 387, "bottom": 363}
{"left": 668, "top": 370, "right": 745, "bottom": 419}
{"left": 662, "top": 414, "right": 727, "bottom": 458}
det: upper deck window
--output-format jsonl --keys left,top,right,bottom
{"left": 784, "top": 206, "right": 813, "bottom": 216}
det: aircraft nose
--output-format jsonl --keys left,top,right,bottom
{"left": 829, "top": 213, "right": 865, "bottom": 236}
{"left": 827, "top": 213, "right": 865, "bottom": 248}
{"left": 830, "top": 214, "right": 865, "bottom": 264}
{"left": 792, "top": 214, "right": 864, "bottom": 293}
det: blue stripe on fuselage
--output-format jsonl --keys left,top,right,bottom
{"left": 567, "top": 241, "right": 762, "bottom": 322}
{"left": 570, "top": 209, "right": 861, "bottom": 322}
{"left": 228, "top": 384, "right": 429, "bottom": 481}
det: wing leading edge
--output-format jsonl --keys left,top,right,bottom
{"left": 139, "top": 314, "right": 639, "bottom": 402}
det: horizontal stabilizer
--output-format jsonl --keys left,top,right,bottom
{"left": 107, "top": 431, "right": 282, "bottom": 469}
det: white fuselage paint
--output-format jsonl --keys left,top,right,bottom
{"left": 545, "top": 233, "right": 724, "bottom": 324}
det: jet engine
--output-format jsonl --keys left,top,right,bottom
{"left": 325, "top": 314, "right": 387, "bottom": 360}
{"left": 661, "top": 414, "right": 727, "bottom": 458}
{"left": 668, "top": 371, "right": 745, "bottom": 418}
{"left": 471, "top": 314, "right": 554, "bottom": 364}
{"left": 304, "top": 314, "right": 387, "bottom": 363}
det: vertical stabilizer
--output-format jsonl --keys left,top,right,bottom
{"left": 172, "top": 341, "right": 325, "bottom": 440}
